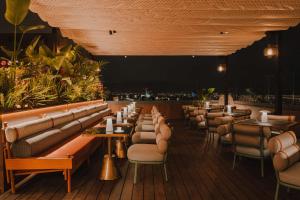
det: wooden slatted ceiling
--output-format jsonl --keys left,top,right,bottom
{"left": 30, "top": 0, "right": 300, "bottom": 56}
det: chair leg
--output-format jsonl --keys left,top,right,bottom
{"left": 9, "top": 171, "right": 15, "bottom": 194}
{"left": 163, "top": 163, "right": 168, "bottom": 182}
{"left": 67, "top": 169, "right": 71, "bottom": 193}
{"left": 261, "top": 159, "right": 264, "bottom": 177}
{"left": 275, "top": 182, "right": 280, "bottom": 200}
{"left": 232, "top": 153, "right": 237, "bottom": 170}
{"left": 134, "top": 162, "right": 138, "bottom": 184}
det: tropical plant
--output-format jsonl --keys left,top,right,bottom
{"left": 198, "top": 88, "right": 215, "bottom": 106}
{"left": 0, "top": 0, "right": 106, "bottom": 112}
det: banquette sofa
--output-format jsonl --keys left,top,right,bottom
{"left": 1, "top": 100, "right": 111, "bottom": 193}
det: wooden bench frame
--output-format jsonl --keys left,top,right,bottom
{"left": 1, "top": 100, "right": 110, "bottom": 193}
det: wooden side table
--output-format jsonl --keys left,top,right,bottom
{"left": 83, "top": 127, "right": 128, "bottom": 180}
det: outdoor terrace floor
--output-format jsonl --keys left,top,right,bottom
{"left": 0, "top": 120, "right": 300, "bottom": 200}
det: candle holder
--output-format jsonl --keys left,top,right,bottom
{"left": 260, "top": 110, "right": 270, "bottom": 123}
{"left": 227, "top": 105, "right": 232, "bottom": 114}
{"left": 116, "top": 111, "right": 122, "bottom": 124}
{"left": 123, "top": 107, "right": 128, "bottom": 118}
{"left": 106, "top": 118, "right": 113, "bottom": 134}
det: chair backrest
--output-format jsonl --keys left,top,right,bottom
{"left": 156, "top": 124, "right": 172, "bottom": 155}
{"left": 267, "top": 115, "right": 296, "bottom": 122}
{"left": 268, "top": 131, "right": 300, "bottom": 172}
{"left": 215, "top": 116, "right": 234, "bottom": 136}
{"left": 217, "top": 124, "right": 231, "bottom": 136}
{"left": 232, "top": 124, "right": 271, "bottom": 155}
{"left": 206, "top": 112, "right": 225, "bottom": 129}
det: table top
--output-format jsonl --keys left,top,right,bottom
{"left": 83, "top": 123, "right": 134, "bottom": 138}
{"left": 235, "top": 119, "right": 298, "bottom": 130}
{"left": 226, "top": 112, "right": 249, "bottom": 118}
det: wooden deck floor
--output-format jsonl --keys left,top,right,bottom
{"left": 1, "top": 120, "right": 300, "bottom": 200}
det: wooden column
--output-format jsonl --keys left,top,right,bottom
{"left": 274, "top": 32, "right": 283, "bottom": 115}
{"left": 224, "top": 56, "right": 229, "bottom": 106}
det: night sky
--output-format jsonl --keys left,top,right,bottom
{"left": 1, "top": 1, "right": 299, "bottom": 94}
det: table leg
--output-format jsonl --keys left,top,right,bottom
{"left": 115, "top": 138, "right": 127, "bottom": 159}
{"left": 99, "top": 138, "right": 119, "bottom": 180}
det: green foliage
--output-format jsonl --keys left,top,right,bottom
{"left": 198, "top": 88, "right": 215, "bottom": 105}
{"left": 0, "top": 41, "right": 106, "bottom": 111}
{"left": 1, "top": 0, "right": 105, "bottom": 111}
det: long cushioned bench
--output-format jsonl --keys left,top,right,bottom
{"left": 3, "top": 101, "right": 111, "bottom": 193}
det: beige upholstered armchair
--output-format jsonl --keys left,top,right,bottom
{"left": 128, "top": 124, "right": 172, "bottom": 184}
{"left": 215, "top": 116, "right": 234, "bottom": 145}
{"left": 205, "top": 112, "right": 226, "bottom": 144}
{"left": 190, "top": 109, "right": 206, "bottom": 129}
{"left": 268, "top": 131, "right": 300, "bottom": 200}
{"left": 232, "top": 124, "right": 271, "bottom": 177}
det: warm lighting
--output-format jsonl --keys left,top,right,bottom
{"left": 220, "top": 31, "right": 229, "bottom": 35}
{"left": 260, "top": 110, "right": 270, "bottom": 123}
{"left": 217, "top": 64, "right": 226, "bottom": 73}
{"left": 264, "top": 44, "right": 278, "bottom": 58}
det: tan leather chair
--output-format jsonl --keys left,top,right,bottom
{"left": 195, "top": 109, "right": 207, "bottom": 130}
{"left": 205, "top": 112, "right": 226, "bottom": 144}
{"left": 215, "top": 116, "right": 234, "bottom": 144}
{"left": 232, "top": 124, "right": 271, "bottom": 177}
{"left": 268, "top": 131, "right": 300, "bottom": 200}
{"left": 127, "top": 124, "right": 172, "bottom": 184}
{"left": 189, "top": 109, "right": 206, "bottom": 128}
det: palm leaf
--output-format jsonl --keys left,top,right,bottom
{"left": 5, "top": 0, "right": 31, "bottom": 25}
{"left": 25, "top": 36, "right": 41, "bottom": 57}
{"left": 19, "top": 25, "right": 46, "bottom": 33}
{"left": 39, "top": 44, "right": 54, "bottom": 58}
{"left": 0, "top": 46, "right": 14, "bottom": 58}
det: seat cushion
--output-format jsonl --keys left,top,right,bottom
{"left": 127, "top": 144, "right": 164, "bottom": 162}
{"left": 45, "top": 135, "right": 97, "bottom": 158}
{"left": 141, "top": 124, "right": 155, "bottom": 131}
{"left": 77, "top": 115, "right": 97, "bottom": 129}
{"left": 5, "top": 118, "right": 53, "bottom": 143}
{"left": 236, "top": 146, "right": 269, "bottom": 157}
{"left": 58, "top": 120, "right": 82, "bottom": 138}
{"left": 279, "top": 162, "right": 300, "bottom": 187}
{"left": 72, "top": 109, "right": 88, "bottom": 120}
{"left": 138, "top": 120, "right": 153, "bottom": 125}
{"left": 51, "top": 112, "right": 74, "bottom": 127}
{"left": 132, "top": 132, "right": 156, "bottom": 144}
{"left": 11, "top": 128, "right": 63, "bottom": 157}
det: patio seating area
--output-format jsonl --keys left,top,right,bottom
{"left": 1, "top": 118, "right": 300, "bottom": 200}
